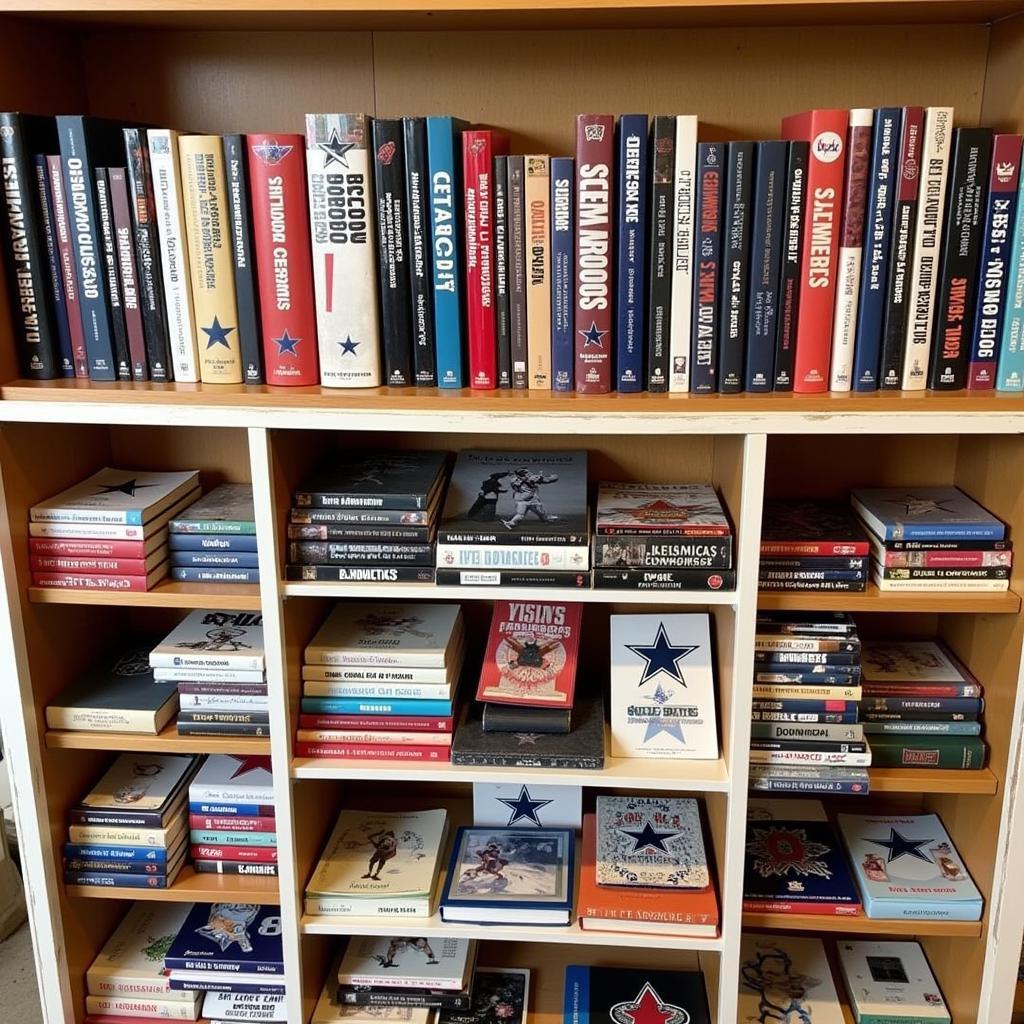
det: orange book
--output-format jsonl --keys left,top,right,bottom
{"left": 577, "top": 814, "right": 719, "bottom": 937}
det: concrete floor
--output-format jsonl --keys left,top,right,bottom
{"left": 0, "top": 923, "right": 43, "bottom": 1024}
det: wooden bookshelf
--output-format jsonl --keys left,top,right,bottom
{"left": 65, "top": 865, "right": 279, "bottom": 903}
{"left": 757, "top": 583, "right": 1022, "bottom": 614}
{"left": 741, "top": 911, "right": 983, "bottom": 938}
{"left": 864, "top": 767, "right": 999, "bottom": 795}
{"left": 27, "top": 579, "right": 262, "bottom": 610}
{"left": 45, "top": 722, "right": 270, "bottom": 755}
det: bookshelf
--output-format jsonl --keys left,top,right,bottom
{"left": 1, "top": 3, "right": 1024, "bottom": 1024}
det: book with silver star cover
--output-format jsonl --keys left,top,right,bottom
{"left": 851, "top": 486, "right": 1006, "bottom": 541}
{"left": 595, "top": 796, "right": 709, "bottom": 889}
{"left": 739, "top": 935, "right": 845, "bottom": 1024}
{"left": 563, "top": 965, "right": 711, "bottom": 1024}
{"left": 609, "top": 613, "right": 718, "bottom": 760}
{"left": 595, "top": 484, "right": 731, "bottom": 537}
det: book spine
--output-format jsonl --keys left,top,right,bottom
{"left": 32, "top": 156, "right": 75, "bottom": 376}
{"left": 107, "top": 167, "right": 149, "bottom": 380}
{"left": 493, "top": 155, "right": 512, "bottom": 388}
{"left": 302, "top": 680, "right": 451, "bottom": 700}
{"left": 163, "top": 957, "right": 283, "bottom": 976}
{"left": 745, "top": 140, "right": 787, "bottom": 391}
{"left": 550, "top": 157, "right": 576, "bottom": 391}
{"left": 294, "top": 742, "right": 450, "bottom": 760}
{"left": 997, "top": 161, "right": 1024, "bottom": 390}
{"left": 171, "top": 567, "right": 260, "bottom": 583}
{"left": 222, "top": 134, "right": 263, "bottom": 384}
{"left": 868, "top": 738, "right": 985, "bottom": 769}
{"left": 751, "top": 711, "right": 860, "bottom": 723}
{"left": 32, "top": 572, "right": 155, "bottom": 592}
{"left": 337, "top": 989, "right": 470, "bottom": 1009}
{"left": 929, "top": 127, "right": 993, "bottom": 389}
{"left": 288, "top": 541, "right": 432, "bottom": 565}
{"left": 171, "top": 549, "right": 259, "bottom": 566}
{"left": 31, "top": 553, "right": 157, "bottom": 573}
{"left": 285, "top": 564, "right": 435, "bottom": 583}
{"left": 403, "top": 117, "right": 437, "bottom": 385}
{"left": 304, "top": 114, "right": 380, "bottom": 388}
{"left": 30, "top": 537, "right": 150, "bottom": 557}
{"left": 507, "top": 154, "right": 528, "bottom": 388}
{"left": 969, "top": 133, "right": 1023, "bottom": 389}
{"left": 93, "top": 168, "right": 132, "bottom": 381}
{"left": 247, "top": 133, "right": 320, "bottom": 385}
{"left": 190, "top": 841, "right": 278, "bottom": 860}
{"left": 301, "top": 697, "right": 452, "bottom": 716}
{"left": 615, "top": 116, "right": 647, "bottom": 392}
{"left": 691, "top": 142, "right": 724, "bottom": 393}
{"left": 193, "top": 860, "right": 278, "bottom": 876}
{"left": 123, "top": 128, "right": 171, "bottom": 381}
{"left": 646, "top": 115, "right": 675, "bottom": 392}
{"left": 574, "top": 113, "right": 615, "bottom": 393}
{"left": 525, "top": 155, "right": 552, "bottom": 389}
{"left": 46, "top": 155, "right": 89, "bottom": 377}
{"left": 299, "top": 714, "right": 452, "bottom": 731}
{"left": 298, "top": 727, "right": 451, "bottom": 744}
{"left": 773, "top": 141, "right": 808, "bottom": 390}
{"left": 718, "top": 141, "right": 754, "bottom": 392}
{"left": 188, "top": 815, "right": 277, "bottom": 831}
{"left": 189, "top": 801, "right": 275, "bottom": 816}
{"left": 148, "top": 129, "right": 199, "bottom": 382}
{"left": 829, "top": 108, "right": 874, "bottom": 391}
{"left": 751, "top": 684, "right": 861, "bottom": 701}
{"left": 669, "top": 115, "right": 698, "bottom": 392}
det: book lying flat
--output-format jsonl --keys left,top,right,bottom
{"left": 31, "top": 468, "right": 200, "bottom": 525}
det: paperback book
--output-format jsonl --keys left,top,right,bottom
{"left": 739, "top": 935, "right": 845, "bottom": 1024}
{"left": 31, "top": 469, "right": 200, "bottom": 525}
{"left": 837, "top": 940, "right": 951, "bottom": 1024}
{"left": 337, "top": 935, "right": 476, "bottom": 990}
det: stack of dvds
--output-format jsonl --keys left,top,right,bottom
{"left": 28, "top": 467, "right": 199, "bottom": 593}
{"left": 149, "top": 610, "right": 268, "bottom": 739}
{"left": 296, "top": 602, "right": 463, "bottom": 762}
{"left": 168, "top": 483, "right": 260, "bottom": 585}
{"left": 189, "top": 754, "right": 278, "bottom": 878}
{"left": 851, "top": 485, "right": 1012, "bottom": 593}
{"left": 64, "top": 753, "right": 197, "bottom": 892}
{"left": 749, "top": 613, "right": 871, "bottom": 796}
{"left": 591, "top": 483, "right": 736, "bottom": 592}
{"left": 435, "top": 450, "right": 591, "bottom": 589}
{"left": 759, "top": 500, "right": 871, "bottom": 592}
{"left": 287, "top": 451, "right": 448, "bottom": 585}
{"left": 858, "top": 639, "right": 987, "bottom": 770}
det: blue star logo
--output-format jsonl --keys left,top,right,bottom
{"left": 579, "top": 320, "right": 607, "bottom": 348}
{"left": 643, "top": 716, "right": 686, "bottom": 744}
{"left": 339, "top": 335, "right": 360, "bottom": 356}
{"left": 867, "top": 828, "right": 934, "bottom": 864}
{"left": 318, "top": 130, "right": 356, "bottom": 168}
{"left": 618, "top": 820, "right": 681, "bottom": 854}
{"left": 274, "top": 330, "right": 301, "bottom": 357}
{"left": 625, "top": 623, "right": 698, "bottom": 685}
{"left": 201, "top": 316, "right": 235, "bottom": 349}
{"left": 497, "top": 785, "right": 554, "bottom": 827}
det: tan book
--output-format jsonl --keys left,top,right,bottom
{"left": 525, "top": 155, "right": 551, "bottom": 390}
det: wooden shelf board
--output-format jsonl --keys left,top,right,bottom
{"left": 27, "top": 580, "right": 261, "bottom": 609}
{"left": 65, "top": 865, "right": 279, "bottom": 903}
{"left": 1014, "top": 979, "right": 1024, "bottom": 1014}
{"left": 757, "top": 583, "right": 1021, "bottom": 613}
{"left": 45, "top": 722, "right": 270, "bottom": 755}
{"left": 742, "top": 910, "right": 982, "bottom": 937}
{"left": 866, "top": 767, "right": 998, "bottom": 795}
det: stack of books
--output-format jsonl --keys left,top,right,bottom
{"left": 28, "top": 467, "right": 199, "bottom": 592}
{"left": 759, "top": 500, "right": 871, "bottom": 592}
{"left": 150, "top": 610, "right": 268, "bottom": 739}
{"left": 188, "top": 754, "right": 278, "bottom": 878}
{"left": 168, "top": 483, "right": 260, "bottom": 585}
{"left": 305, "top": 808, "right": 449, "bottom": 918}
{"left": 749, "top": 612, "right": 870, "bottom": 795}
{"left": 836, "top": 940, "right": 951, "bottom": 1024}
{"left": 296, "top": 602, "right": 463, "bottom": 761}
{"left": 739, "top": 934, "right": 845, "bottom": 1024}
{"left": 435, "top": 450, "right": 590, "bottom": 589}
{"left": 287, "top": 452, "right": 448, "bottom": 584}
{"left": 859, "top": 639, "right": 987, "bottom": 770}
{"left": 577, "top": 796, "right": 719, "bottom": 937}
{"left": 84, "top": 903, "right": 203, "bottom": 1023}
{"left": 592, "top": 482, "right": 735, "bottom": 592}
{"left": 65, "top": 753, "right": 197, "bottom": 891}
{"left": 852, "top": 485, "right": 1012, "bottom": 592}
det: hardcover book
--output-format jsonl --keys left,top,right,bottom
{"left": 438, "top": 969, "right": 529, "bottom": 1024}
{"left": 493, "top": 154, "right": 511, "bottom": 388}
{"left": 188, "top": 754, "right": 274, "bottom": 806}
{"left": 692, "top": 141, "right": 724, "bottom": 393}
{"left": 551, "top": 156, "right": 576, "bottom": 391}
{"left": 739, "top": 935, "right": 845, "bottom": 1024}
{"left": 164, "top": 903, "right": 284, "bottom": 974}
{"left": 861, "top": 640, "right": 974, "bottom": 687}
{"left": 615, "top": 116, "right": 647, "bottom": 392}
{"left": 773, "top": 141, "right": 809, "bottom": 391}
{"left": 338, "top": 936, "right": 476, "bottom": 990}
{"left": 294, "top": 451, "right": 447, "bottom": 510}
{"left": 202, "top": 991, "right": 286, "bottom": 1022}
{"left": 718, "top": 140, "right": 753, "bottom": 392}
{"left": 169, "top": 484, "right": 255, "bottom": 534}
{"left": 404, "top": 117, "right": 438, "bottom": 386}
{"left": 313, "top": 970, "right": 432, "bottom": 1024}
{"left": 77, "top": 753, "right": 196, "bottom": 823}
{"left": 595, "top": 483, "right": 730, "bottom": 536}
{"left": 669, "top": 115, "right": 698, "bottom": 392}
{"left": 760, "top": 500, "right": 872, "bottom": 555}
{"left": 646, "top": 116, "right": 675, "bottom": 392}
{"left": 107, "top": 166, "right": 148, "bottom": 380}
{"left": 525, "top": 154, "right": 551, "bottom": 390}
{"left": 94, "top": 167, "right": 131, "bottom": 381}
{"left": 507, "top": 155, "right": 528, "bottom": 389}
{"left": 149, "top": 611, "right": 264, "bottom": 670}
{"left": 564, "top": 966, "right": 711, "bottom": 1024}
{"left": 851, "top": 486, "right": 1005, "bottom": 541}
{"left": 32, "top": 152, "right": 75, "bottom": 374}
{"left": 473, "top": 783, "right": 582, "bottom": 829}
{"left": 837, "top": 940, "right": 951, "bottom": 1024}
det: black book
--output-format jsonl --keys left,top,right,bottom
{"left": 194, "top": 860, "right": 278, "bottom": 876}
{"left": 176, "top": 721, "right": 271, "bottom": 737}
{"left": 493, "top": 155, "right": 512, "bottom": 388}
{"left": 691, "top": 141, "right": 724, "bottom": 394}
{"left": 223, "top": 133, "right": 264, "bottom": 384}
{"left": 177, "top": 709, "right": 271, "bottom": 726}
{"left": 285, "top": 564, "right": 435, "bottom": 583}
{"left": 122, "top": 127, "right": 171, "bottom": 382}
{"left": 32, "top": 154, "right": 75, "bottom": 377}
{"left": 403, "top": 117, "right": 437, "bottom": 386}
{"left": 507, "top": 155, "right": 528, "bottom": 389}
{"left": 0, "top": 112, "right": 62, "bottom": 378}
{"left": 338, "top": 986, "right": 471, "bottom": 1010}
{"left": 294, "top": 450, "right": 448, "bottom": 510}
{"left": 566, "top": 967, "right": 710, "bottom": 1024}
{"left": 287, "top": 523, "right": 433, "bottom": 543}
{"left": 93, "top": 167, "right": 133, "bottom": 381}
{"left": 646, "top": 115, "right": 675, "bottom": 392}
{"left": 371, "top": 118, "right": 413, "bottom": 387}
{"left": 928, "top": 127, "right": 993, "bottom": 390}
{"left": 760, "top": 500, "right": 872, "bottom": 548}
{"left": 288, "top": 540, "right": 435, "bottom": 566}
{"left": 481, "top": 703, "right": 571, "bottom": 734}
{"left": 773, "top": 140, "right": 809, "bottom": 390}
{"left": 719, "top": 140, "right": 754, "bottom": 392}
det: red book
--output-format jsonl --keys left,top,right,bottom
{"left": 28, "top": 537, "right": 156, "bottom": 558}
{"left": 860, "top": 685, "right": 980, "bottom": 698}
{"left": 47, "top": 154, "right": 88, "bottom": 378}
{"left": 30, "top": 554, "right": 160, "bottom": 574}
{"left": 476, "top": 600, "right": 581, "bottom": 707}
{"left": 107, "top": 167, "right": 148, "bottom": 381}
{"left": 189, "top": 814, "right": 277, "bottom": 831}
{"left": 574, "top": 114, "right": 615, "bottom": 393}
{"left": 781, "top": 108, "right": 850, "bottom": 392}
{"left": 463, "top": 129, "right": 509, "bottom": 389}
{"left": 247, "top": 133, "right": 320, "bottom": 386}
{"left": 743, "top": 899, "right": 862, "bottom": 916}
{"left": 294, "top": 742, "right": 451, "bottom": 760}
{"left": 190, "top": 844, "right": 278, "bottom": 863}
{"left": 298, "top": 714, "right": 454, "bottom": 732}
{"left": 31, "top": 569, "right": 165, "bottom": 592}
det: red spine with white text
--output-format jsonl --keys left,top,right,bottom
{"left": 29, "top": 537, "right": 152, "bottom": 559}
{"left": 246, "top": 134, "right": 320, "bottom": 385}
{"left": 294, "top": 742, "right": 452, "bottom": 761}
{"left": 30, "top": 555, "right": 157, "bottom": 574}
{"left": 781, "top": 108, "right": 850, "bottom": 392}
{"left": 574, "top": 114, "right": 615, "bottom": 393}
{"left": 31, "top": 572, "right": 159, "bottom": 592}
{"left": 190, "top": 814, "right": 277, "bottom": 831}
{"left": 190, "top": 844, "right": 278, "bottom": 863}
{"left": 298, "top": 714, "right": 454, "bottom": 732}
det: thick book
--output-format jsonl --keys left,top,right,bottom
{"left": 773, "top": 140, "right": 809, "bottom": 390}
{"left": 997, "top": 155, "right": 1024, "bottom": 390}
{"left": 404, "top": 117, "right": 437, "bottom": 386}
{"left": 526, "top": 154, "right": 552, "bottom": 389}
{"left": 739, "top": 936, "right": 845, "bottom": 1024}
{"left": 32, "top": 159, "right": 74, "bottom": 377}
{"left": 247, "top": 133, "right": 320, "bottom": 385}
{"left": 837, "top": 940, "right": 951, "bottom": 1024}
{"left": 74, "top": 752, "right": 195, "bottom": 827}
{"left": 550, "top": 156, "right": 575, "bottom": 391}
{"left": 188, "top": 753, "right": 274, "bottom": 805}
{"left": 480, "top": 703, "right": 570, "bottom": 734}
{"left": 92, "top": 168, "right": 132, "bottom": 380}
{"left": 749, "top": 765, "right": 869, "bottom": 794}
{"left": 507, "top": 155, "right": 528, "bottom": 389}
{"left": 305, "top": 113, "right": 381, "bottom": 388}
{"left": 46, "top": 152, "right": 89, "bottom": 376}
{"left": 761, "top": 500, "right": 871, "bottom": 555}
{"left": 337, "top": 936, "right": 475, "bottom": 990}
{"left": 669, "top": 115, "right": 698, "bottom": 392}
{"left": 595, "top": 482, "right": 731, "bottom": 536}
{"left": 169, "top": 484, "right": 255, "bottom": 534}
{"left": 564, "top": 966, "right": 710, "bottom": 1024}
{"left": 866, "top": 736, "right": 986, "bottom": 769}
{"left": 163, "top": 904, "right": 284, "bottom": 974}
{"left": 294, "top": 450, "right": 446, "bottom": 510}
{"left": 574, "top": 114, "right": 615, "bottom": 393}
{"left": 718, "top": 140, "right": 754, "bottom": 392}
{"left": 107, "top": 167, "right": 148, "bottom": 380}
{"left": 646, "top": 115, "right": 675, "bottom": 392}
{"left": 851, "top": 486, "right": 1005, "bottom": 540}
{"left": 149, "top": 610, "right": 264, "bottom": 670}
{"left": 692, "top": 142, "right": 725, "bottom": 393}
{"left": 494, "top": 154, "right": 511, "bottom": 388}
{"left": 595, "top": 534, "right": 732, "bottom": 568}
{"left": 615, "top": 115, "right": 647, "bottom": 392}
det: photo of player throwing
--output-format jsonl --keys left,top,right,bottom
{"left": 502, "top": 467, "right": 560, "bottom": 530}
{"left": 362, "top": 829, "right": 398, "bottom": 880}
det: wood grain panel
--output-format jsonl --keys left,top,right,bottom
{"left": 979, "top": 12, "right": 1024, "bottom": 132}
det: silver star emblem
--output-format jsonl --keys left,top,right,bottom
{"left": 513, "top": 733, "right": 540, "bottom": 745}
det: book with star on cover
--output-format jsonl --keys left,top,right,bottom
{"left": 595, "top": 483, "right": 731, "bottom": 537}
{"left": 851, "top": 486, "right": 1006, "bottom": 541}
{"left": 473, "top": 783, "right": 582, "bottom": 829}
{"left": 187, "top": 754, "right": 275, "bottom": 806}
{"left": 739, "top": 935, "right": 845, "bottom": 1024}
{"left": 563, "top": 966, "right": 711, "bottom": 1024}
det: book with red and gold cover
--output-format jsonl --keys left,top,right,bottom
{"left": 760, "top": 500, "right": 871, "bottom": 557}
{"left": 476, "top": 600, "right": 582, "bottom": 708}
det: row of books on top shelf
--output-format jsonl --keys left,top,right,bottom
{"left": 761, "top": 485, "right": 1013, "bottom": 593}
{"left": 29, "top": 476, "right": 259, "bottom": 592}
{"left": 47, "top": 609, "right": 269, "bottom": 739}
{"left": 749, "top": 613, "right": 987, "bottom": 796}
{"left": 6, "top": 107, "right": 1024, "bottom": 401}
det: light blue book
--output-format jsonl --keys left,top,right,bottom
{"left": 998, "top": 171, "right": 1024, "bottom": 391}
{"left": 301, "top": 696, "right": 454, "bottom": 717}
{"left": 851, "top": 486, "right": 1005, "bottom": 541}
{"left": 189, "top": 829, "right": 277, "bottom": 847}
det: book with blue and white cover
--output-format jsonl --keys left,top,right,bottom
{"left": 851, "top": 487, "right": 1005, "bottom": 541}
{"left": 837, "top": 940, "right": 950, "bottom": 1024}
{"left": 473, "top": 783, "right": 582, "bottom": 829}
{"left": 164, "top": 903, "right": 284, "bottom": 974}
{"left": 739, "top": 935, "right": 844, "bottom": 1024}
{"left": 188, "top": 754, "right": 275, "bottom": 806}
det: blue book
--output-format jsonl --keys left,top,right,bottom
{"left": 426, "top": 116, "right": 470, "bottom": 388}
{"left": 854, "top": 107, "right": 901, "bottom": 391}
{"left": 614, "top": 115, "right": 648, "bottom": 392}
{"left": 170, "top": 550, "right": 261, "bottom": 568}
{"left": 64, "top": 856, "right": 176, "bottom": 874}
{"left": 33, "top": 154, "right": 76, "bottom": 377}
{"left": 171, "top": 567, "right": 261, "bottom": 583}
{"left": 851, "top": 485, "right": 1006, "bottom": 541}
{"left": 301, "top": 697, "right": 454, "bottom": 717}
{"left": 998, "top": 165, "right": 1024, "bottom": 390}
{"left": 190, "top": 830, "right": 277, "bottom": 847}
{"left": 169, "top": 977, "right": 285, "bottom": 995}
{"left": 838, "top": 813, "right": 982, "bottom": 921}
{"left": 164, "top": 903, "right": 284, "bottom": 974}
{"left": 169, "top": 534, "right": 259, "bottom": 552}
{"left": 691, "top": 143, "right": 724, "bottom": 393}
{"left": 63, "top": 842, "right": 174, "bottom": 862}
{"left": 744, "top": 141, "right": 787, "bottom": 391}
{"left": 550, "top": 156, "right": 576, "bottom": 392}
{"left": 190, "top": 800, "right": 275, "bottom": 817}
{"left": 65, "top": 869, "right": 180, "bottom": 888}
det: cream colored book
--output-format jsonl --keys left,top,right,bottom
{"left": 312, "top": 955, "right": 432, "bottom": 1024}
{"left": 525, "top": 155, "right": 551, "bottom": 390}
{"left": 178, "top": 135, "right": 243, "bottom": 384}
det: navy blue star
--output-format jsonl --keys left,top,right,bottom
{"left": 202, "top": 316, "right": 235, "bottom": 349}
{"left": 497, "top": 785, "right": 553, "bottom": 827}
{"left": 867, "top": 828, "right": 934, "bottom": 864}
{"left": 274, "top": 330, "right": 301, "bottom": 357}
{"left": 318, "top": 130, "right": 356, "bottom": 168}
{"left": 579, "top": 320, "right": 607, "bottom": 348}
{"left": 95, "top": 479, "right": 154, "bottom": 497}
{"left": 625, "top": 623, "right": 698, "bottom": 685}
{"left": 618, "top": 821, "right": 681, "bottom": 854}
{"left": 339, "top": 335, "right": 360, "bottom": 356}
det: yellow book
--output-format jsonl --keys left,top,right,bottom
{"left": 178, "top": 135, "right": 242, "bottom": 384}
{"left": 525, "top": 154, "right": 551, "bottom": 390}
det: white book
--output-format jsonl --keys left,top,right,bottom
{"left": 739, "top": 935, "right": 845, "bottom": 1024}
{"left": 179, "top": 693, "right": 270, "bottom": 711}
{"left": 830, "top": 108, "right": 875, "bottom": 391}
{"left": 837, "top": 940, "right": 950, "bottom": 1024}
{"left": 203, "top": 991, "right": 287, "bottom": 1022}
{"left": 871, "top": 570, "right": 1008, "bottom": 592}
{"left": 435, "top": 543, "right": 590, "bottom": 571}
{"left": 85, "top": 994, "right": 201, "bottom": 1020}
{"left": 302, "top": 663, "right": 457, "bottom": 685}
{"left": 609, "top": 613, "right": 718, "bottom": 759}
{"left": 305, "top": 113, "right": 382, "bottom": 388}
{"left": 149, "top": 611, "right": 265, "bottom": 670}
{"left": 148, "top": 128, "right": 200, "bottom": 382}
{"left": 473, "top": 782, "right": 582, "bottom": 829}
{"left": 901, "top": 107, "right": 955, "bottom": 389}
{"left": 337, "top": 935, "right": 475, "bottom": 989}
{"left": 749, "top": 749, "right": 872, "bottom": 766}
{"left": 28, "top": 492, "right": 198, "bottom": 540}
{"left": 188, "top": 753, "right": 274, "bottom": 805}
{"left": 154, "top": 667, "right": 267, "bottom": 683}
{"left": 669, "top": 114, "right": 698, "bottom": 392}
